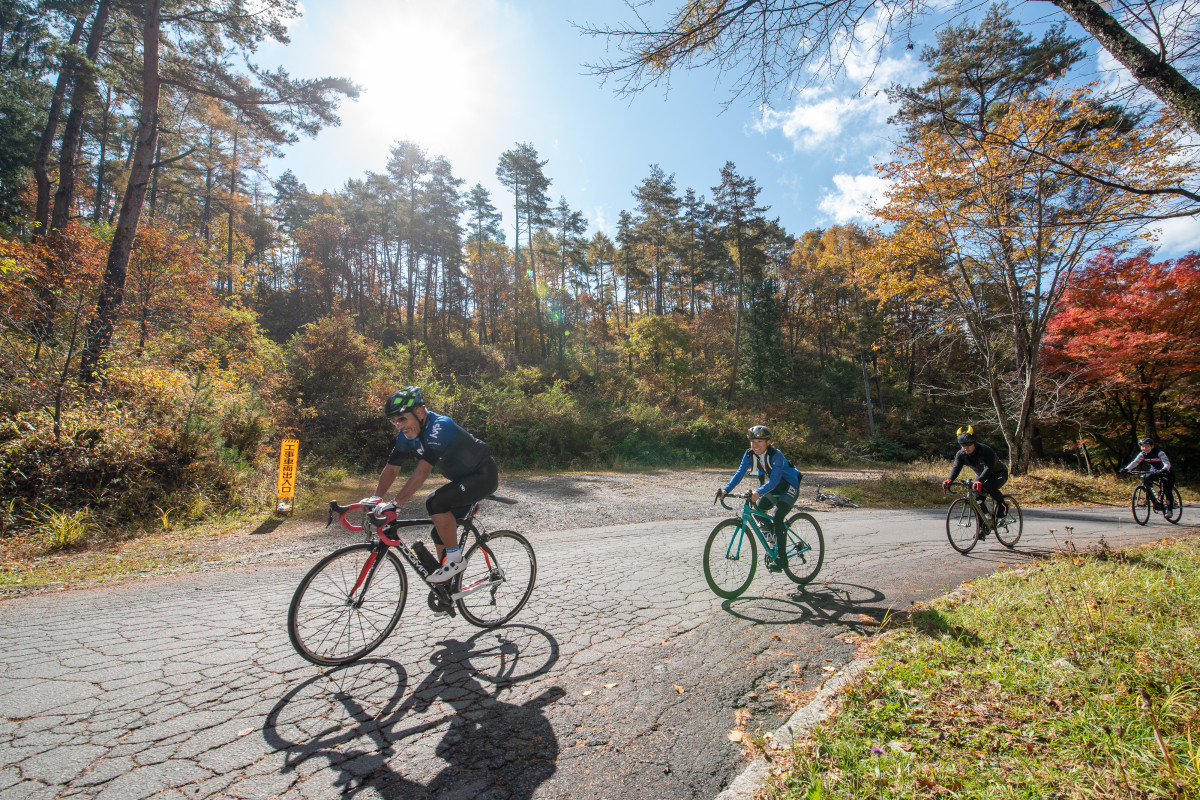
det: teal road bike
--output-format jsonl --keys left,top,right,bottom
{"left": 703, "top": 491, "right": 825, "bottom": 599}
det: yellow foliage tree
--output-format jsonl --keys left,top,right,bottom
{"left": 872, "top": 84, "right": 1194, "bottom": 472}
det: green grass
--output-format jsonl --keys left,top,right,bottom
{"left": 767, "top": 537, "right": 1200, "bottom": 800}
{"left": 833, "top": 461, "right": 1196, "bottom": 509}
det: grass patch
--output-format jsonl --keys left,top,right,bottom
{"left": 828, "top": 462, "right": 1196, "bottom": 509}
{"left": 767, "top": 537, "right": 1200, "bottom": 799}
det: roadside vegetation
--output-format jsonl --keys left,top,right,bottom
{"left": 766, "top": 537, "right": 1200, "bottom": 800}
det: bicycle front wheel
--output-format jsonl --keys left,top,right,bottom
{"left": 946, "top": 498, "right": 979, "bottom": 554}
{"left": 703, "top": 519, "right": 756, "bottom": 599}
{"left": 995, "top": 495, "right": 1023, "bottom": 548}
{"left": 1166, "top": 487, "right": 1183, "bottom": 524}
{"left": 456, "top": 530, "right": 537, "bottom": 627}
{"left": 780, "top": 512, "right": 825, "bottom": 585}
{"left": 288, "top": 543, "right": 408, "bottom": 666}
{"left": 1131, "top": 486, "right": 1151, "bottom": 525}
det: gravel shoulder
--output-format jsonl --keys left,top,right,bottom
{"left": 0, "top": 468, "right": 878, "bottom": 595}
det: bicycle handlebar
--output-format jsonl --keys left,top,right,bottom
{"left": 716, "top": 490, "right": 755, "bottom": 511}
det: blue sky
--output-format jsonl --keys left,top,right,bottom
{"left": 261, "top": 0, "right": 1198, "bottom": 257}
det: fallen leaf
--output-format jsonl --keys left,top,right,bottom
{"left": 237, "top": 728, "right": 254, "bottom": 737}
{"left": 823, "top": 666, "right": 835, "bottom": 672}
{"left": 674, "top": 685, "right": 685, "bottom": 694}
{"left": 771, "top": 635, "right": 781, "bottom": 641}
{"left": 780, "top": 652, "right": 798, "bottom": 657}
{"left": 791, "top": 664, "right": 803, "bottom": 674}
{"left": 582, "top": 690, "right": 593, "bottom": 696}
{"left": 728, "top": 730, "right": 745, "bottom": 743}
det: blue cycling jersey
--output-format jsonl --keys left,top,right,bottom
{"left": 723, "top": 447, "right": 801, "bottom": 496}
{"left": 386, "top": 410, "right": 492, "bottom": 481}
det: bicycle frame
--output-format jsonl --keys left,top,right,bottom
{"left": 719, "top": 492, "right": 809, "bottom": 562}
{"left": 950, "top": 480, "right": 998, "bottom": 530}
{"left": 328, "top": 500, "right": 504, "bottom": 610}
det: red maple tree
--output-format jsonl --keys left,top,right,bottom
{"left": 1043, "top": 248, "right": 1200, "bottom": 441}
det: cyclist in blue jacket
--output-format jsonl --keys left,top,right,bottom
{"left": 1122, "top": 437, "right": 1175, "bottom": 513}
{"left": 716, "top": 425, "right": 802, "bottom": 567}
{"left": 363, "top": 386, "right": 498, "bottom": 583}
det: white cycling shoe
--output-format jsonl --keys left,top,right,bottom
{"left": 428, "top": 558, "right": 466, "bottom": 583}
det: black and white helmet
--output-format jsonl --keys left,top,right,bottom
{"left": 748, "top": 425, "right": 772, "bottom": 441}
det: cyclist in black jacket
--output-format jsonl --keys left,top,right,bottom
{"left": 941, "top": 426, "right": 1010, "bottom": 530}
{"left": 1122, "top": 437, "right": 1176, "bottom": 513}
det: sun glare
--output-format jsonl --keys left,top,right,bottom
{"left": 341, "top": 3, "right": 500, "bottom": 157}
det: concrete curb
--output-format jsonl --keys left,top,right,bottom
{"left": 714, "top": 658, "right": 871, "bottom": 800}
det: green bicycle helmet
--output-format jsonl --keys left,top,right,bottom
{"left": 384, "top": 386, "right": 424, "bottom": 418}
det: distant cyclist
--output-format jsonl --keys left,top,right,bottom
{"left": 1121, "top": 437, "right": 1175, "bottom": 513}
{"left": 941, "top": 426, "right": 1009, "bottom": 531}
{"left": 716, "top": 425, "right": 802, "bottom": 566}
{"left": 363, "top": 386, "right": 498, "bottom": 583}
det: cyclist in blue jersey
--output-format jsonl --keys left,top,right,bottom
{"left": 941, "top": 425, "right": 1009, "bottom": 530}
{"left": 715, "top": 425, "right": 803, "bottom": 568}
{"left": 363, "top": 386, "right": 498, "bottom": 583}
{"left": 1121, "top": 437, "right": 1175, "bottom": 513}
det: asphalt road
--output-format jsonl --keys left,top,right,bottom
{"left": 1, "top": 504, "right": 1197, "bottom": 800}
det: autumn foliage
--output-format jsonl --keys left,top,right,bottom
{"left": 1043, "top": 249, "right": 1200, "bottom": 441}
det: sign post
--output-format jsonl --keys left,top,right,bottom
{"left": 275, "top": 438, "right": 299, "bottom": 515}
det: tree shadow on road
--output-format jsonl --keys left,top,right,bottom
{"left": 263, "top": 624, "right": 564, "bottom": 799}
{"left": 720, "top": 582, "right": 894, "bottom": 634}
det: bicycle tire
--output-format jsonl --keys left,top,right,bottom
{"left": 995, "top": 495, "right": 1023, "bottom": 548}
{"left": 288, "top": 543, "right": 408, "bottom": 666}
{"left": 1166, "top": 487, "right": 1183, "bottom": 524}
{"left": 703, "top": 519, "right": 756, "bottom": 599}
{"left": 456, "top": 530, "right": 537, "bottom": 627}
{"left": 946, "top": 498, "right": 979, "bottom": 554}
{"left": 1131, "top": 486, "right": 1151, "bottom": 525}
{"left": 780, "top": 512, "right": 825, "bottom": 585}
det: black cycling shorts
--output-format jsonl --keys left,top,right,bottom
{"left": 425, "top": 457, "right": 499, "bottom": 518}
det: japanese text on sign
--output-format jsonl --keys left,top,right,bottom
{"left": 276, "top": 438, "right": 299, "bottom": 500}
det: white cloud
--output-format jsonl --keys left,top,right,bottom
{"left": 754, "top": 88, "right": 892, "bottom": 151}
{"left": 819, "top": 172, "right": 891, "bottom": 223}
{"left": 592, "top": 206, "right": 609, "bottom": 234}
{"left": 1152, "top": 214, "right": 1200, "bottom": 257}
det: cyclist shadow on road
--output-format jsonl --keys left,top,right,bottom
{"left": 720, "top": 582, "right": 894, "bottom": 634}
{"left": 264, "top": 624, "right": 564, "bottom": 799}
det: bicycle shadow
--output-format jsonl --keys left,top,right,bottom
{"left": 720, "top": 582, "right": 891, "bottom": 633}
{"left": 263, "top": 624, "right": 563, "bottom": 799}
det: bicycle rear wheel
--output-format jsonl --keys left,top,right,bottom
{"left": 1166, "top": 487, "right": 1183, "bottom": 524}
{"left": 456, "top": 530, "right": 537, "bottom": 627}
{"left": 946, "top": 498, "right": 979, "bottom": 554}
{"left": 703, "top": 519, "right": 756, "bottom": 599}
{"left": 288, "top": 543, "right": 407, "bottom": 666}
{"left": 994, "top": 495, "right": 1023, "bottom": 548}
{"left": 780, "top": 512, "right": 825, "bottom": 585}
{"left": 1131, "top": 486, "right": 1151, "bottom": 525}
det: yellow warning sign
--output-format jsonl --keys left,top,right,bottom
{"left": 275, "top": 438, "right": 299, "bottom": 513}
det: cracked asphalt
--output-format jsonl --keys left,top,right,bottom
{"left": 1, "top": 498, "right": 1197, "bottom": 799}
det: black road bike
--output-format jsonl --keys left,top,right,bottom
{"left": 1121, "top": 469, "right": 1183, "bottom": 526}
{"left": 945, "top": 480, "right": 1023, "bottom": 554}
